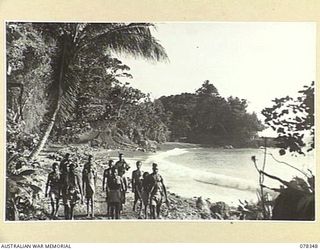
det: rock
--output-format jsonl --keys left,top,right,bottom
{"left": 200, "top": 212, "right": 211, "bottom": 219}
{"left": 148, "top": 140, "right": 158, "bottom": 150}
{"left": 212, "top": 212, "right": 223, "bottom": 220}
{"left": 210, "top": 201, "right": 230, "bottom": 219}
{"left": 196, "top": 197, "right": 208, "bottom": 209}
{"left": 35, "top": 210, "right": 42, "bottom": 216}
{"left": 196, "top": 197, "right": 211, "bottom": 218}
{"left": 138, "top": 139, "right": 158, "bottom": 152}
{"left": 136, "top": 147, "right": 146, "bottom": 152}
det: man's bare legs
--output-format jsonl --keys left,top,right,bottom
{"left": 54, "top": 198, "right": 60, "bottom": 217}
{"left": 110, "top": 203, "right": 120, "bottom": 219}
{"left": 86, "top": 196, "right": 94, "bottom": 218}
{"left": 150, "top": 204, "right": 156, "bottom": 219}
{"left": 49, "top": 193, "right": 60, "bottom": 218}
{"left": 156, "top": 203, "right": 161, "bottom": 219}
{"left": 64, "top": 204, "right": 70, "bottom": 220}
{"left": 49, "top": 198, "right": 55, "bottom": 217}
{"left": 70, "top": 204, "right": 75, "bottom": 220}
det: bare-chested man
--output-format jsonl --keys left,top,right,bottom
{"left": 149, "top": 163, "right": 168, "bottom": 219}
{"left": 61, "top": 163, "right": 82, "bottom": 220}
{"left": 131, "top": 161, "right": 143, "bottom": 213}
{"left": 45, "top": 162, "right": 61, "bottom": 218}
{"left": 82, "top": 155, "right": 97, "bottom": 218}
{"left": 114, "top": 153, "right": 130, "bottom": 177}
{"left": 103, "top": 159, "right": 114, "bottom": 217}
{"left": 114, "top": 153, "right": 129, "bottom": 212}
{"left": 141, "top": 171, "right": 151, "bottom": 218}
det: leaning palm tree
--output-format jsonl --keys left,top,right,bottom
{"left": 28, "top": 23, "right": 168, "bottom": 160}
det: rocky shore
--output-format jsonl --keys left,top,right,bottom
{"left": 15, "top": 143, "right": 262, "bottom": 221}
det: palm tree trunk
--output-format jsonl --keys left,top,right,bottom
{"left": 28, "top": 35, "right": 68, "bottom": 161}
{"left": 28, "top": 99, "right": 61, "bottom": 160}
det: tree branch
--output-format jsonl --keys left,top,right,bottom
{"left": 268, "top": 153, "right": 309, "bottom": 178}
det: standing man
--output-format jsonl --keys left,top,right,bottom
{"left": 149, "top": 163, "right": 168, "bottom": 219}
{"left": 60, "top": 163, "right": 82, "bottom": 220}
{"left": 67, "top": 164, "right": 83, "bottom": 220}
{"left": 141, "top": 172, "right": 151, "bottom": 219}
{"left": 114, "top": 153, "right": 129, "bottom": 211}
{"left": 107, "top": 168, "right": 124, "bottom": 219}
{"left": 59, "top": 153, "right": 71, "bottom": 173}
{"left": 102, "top": 160, "right": 114, "bottom": 196}
{"left": 114, "top": 153, "right": 130, "bottom": 177}
{"left": 103, "top": 159, "right": 114, "bottom": 217}
{"left": 131, "top": 161, "right": 143, "bottom": 213}
{"left": 82, "top": 155, "right": 97, "bottom": 218}
{"left": 45, "top": 162, "right": 61, "bottom": 219}
{"left": 60, "top": 153, "right": 72, "bottom": 219}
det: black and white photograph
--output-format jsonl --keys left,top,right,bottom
{"left": 6, "top": 22, "right": 315, "bottom": 221}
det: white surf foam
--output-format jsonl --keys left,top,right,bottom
{"left": 144, "top": 148, "right": 258, "bottom": 192}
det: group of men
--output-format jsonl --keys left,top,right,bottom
{"left": 45, "top": 152, "right": 168, "bottom": 220}
{"left": 45, "top": 153, "right": 97, "bottom": 219}
{"left": 102, "top": 157, "right": 168, "bottom": 219}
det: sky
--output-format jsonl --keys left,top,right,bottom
{"left": 116, "top": 22, "right": 316, "bottom": 118}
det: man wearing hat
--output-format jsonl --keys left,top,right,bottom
{"left": 149, "top": 163, "right": 168, "bottom": 219}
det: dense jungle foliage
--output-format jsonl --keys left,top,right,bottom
{"left": 6, "top": 22, "right": 315, "bottom": 221}
{"left": 159, "top": 80, "right": 264, "bottom": 146}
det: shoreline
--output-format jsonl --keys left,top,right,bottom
{"left": 15, "top": 142, "right": 258, "bottom": 221}
{"left": 40, "top": 142, "right": 258, "bottom": 220}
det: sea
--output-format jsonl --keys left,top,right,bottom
{"left": 109, "top": 142, "right": 315, "bottom": 206}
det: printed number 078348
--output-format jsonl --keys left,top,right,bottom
{"left": 300, "top": 244, "right": 318, "bottom": 248}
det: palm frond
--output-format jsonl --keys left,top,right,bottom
{"left": 83, "top": 23, "right": 169, "bottom": 62}
{"left": 56, "top": 23, "right": 168, "bottom": 123}
{"left": 103, "top": 32, "right": 168, "bottom": 62}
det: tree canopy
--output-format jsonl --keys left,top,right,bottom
{"left": 160, "top": 81, "right": 263, "bottom": 146}
{"left": 6, "top": 22, "right": 169, "bottom": 158}
{"left": 262, "top": 82, "right": 314, "bottom": 155}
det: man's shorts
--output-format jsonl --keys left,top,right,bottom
{"left": 134, "top": 188, "right": 142, "bottom": 201}
{"left": 150, "top": 192, "right": 163, "bottom": 206}
{"left": 49, "top": 187, "right": 60, "bottom": 199}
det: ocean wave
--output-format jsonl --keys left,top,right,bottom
{"left": 194, "top": 175, "right": 257, "bottom": 192}
{"left": 144, "top": 149, "right": 258, "bottom": 193}
{"left": 147, "top": 147, "right": 190, "bottom": 162}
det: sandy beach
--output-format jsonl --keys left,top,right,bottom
{"left": 21, "top": 142, "right": 245, "bottom": 221}
{"left": 15, "top": 139, "right": 312, "bottom": 222}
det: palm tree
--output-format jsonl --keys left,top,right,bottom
{"left": 28, "top": 23, "right": 168, "bottom": 160}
